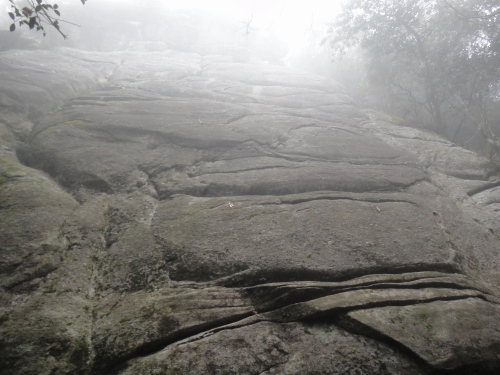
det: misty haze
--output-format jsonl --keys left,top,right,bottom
{"left": 1, "top": 1, "right": 500, "bottom": 374}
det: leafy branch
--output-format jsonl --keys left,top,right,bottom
{"left": 8, "top": 0, "right": 87, "bottom": 39}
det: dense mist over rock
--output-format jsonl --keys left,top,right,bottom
{"left": 1, "top": 0, "right": 304, "bottom": 62}
{"left": 1, "top": 1, "right": 500, "bottom": 374}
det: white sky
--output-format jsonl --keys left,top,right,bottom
{"left": 163, "top": 0, "right": 345, "bottom": 52}
{"left": 3, "top": 0, "right": 346, "bottom": 52}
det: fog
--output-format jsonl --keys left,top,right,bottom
{"left": 2, "top": 0, "right": 498, "bottom": 160}
{"left": 1, "top": 4, "right": 500, "bottom": 373}
{"left": 1, "top": 0, "right": 344, "bottom": 64}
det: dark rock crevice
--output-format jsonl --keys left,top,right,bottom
{"left": 244, "top": 275, "right": 499, "bottom": 313}
{"left": 102, "top": 290, "right": 490, "bottom": 375}
{"left": 99, "top": 310, "right": 257, "bottom": 375}
{"left": 215, "top": 264, "right": 462, "bottom": 288}
{"left": 275, "top": 195, "right": 420, "bottom": 207}
{"left": 331, "top": 314, "right": 438, "bottom": 374}
{"left": 467, "top": 180, "right": 500, "bottom": 196}
{"left": 335, "top": 302, "right": 500, "bottom": 375}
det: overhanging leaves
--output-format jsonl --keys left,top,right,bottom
{"left": 7, "top": 0, "right": 88, "bottom": 39}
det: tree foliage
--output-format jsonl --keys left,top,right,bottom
{"left": 8, "top": 0, "right": 87, "bottom": 39}
{"left": 327, "top": 0, "right": 500, "bottom": 161}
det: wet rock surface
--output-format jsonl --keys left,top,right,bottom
{"left": 1, "top": 46, "right": 499, "bottom": 374}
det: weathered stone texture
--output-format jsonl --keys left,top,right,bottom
{"left": 1, "top": 46, "right": 499, "bottom": 374}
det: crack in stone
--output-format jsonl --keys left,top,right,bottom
{"left": 467, "top": 181, "right": 500, "bottom": 197}
{"left": 225, "top": 113, "right": 252, "bottom": 124}
{"left": 373, "top": 131, "right": 454, "bottom": 146}
{"left": 101, "top": 311, "right": 256, "bottom": 374}
{"left": 214, "top": 264, "right": 463, "bottom": 288}
{"left": 331, "top": 306, "right": 500, "bottom": 375}
{"left": 245, "top": 278, "right": 500, "bottom": 313}
{"left": 288, "top": 122, "right": 364, "bottom": 137}
{"left": 266, "top": 292, "right": 490, "bottom": 323}
{"left": 192, "top": 165, "right": 304, "bottom": 176}
{"left": 93, "top": 268, "right": 496, "bottom": 374}
{"left": 331, "top": 313, "right": 436, "bottom": 373}
{"left": 257, "top": 358, "right": 290, "bottom": 375}
{"left": 112, "top": 294, "right": 484, "bottom": 373}
{"left": 276, "top": 196, "right": 420, "bottom": 206}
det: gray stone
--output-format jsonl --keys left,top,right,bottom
{"left": 348, "top": 298, "right": 500, "bottom": 371}
{"left": 1, "top": 47, "right": 499, "bottom": 374}
{"left": 120, "top": 322, "right": 427, "bottom": 375}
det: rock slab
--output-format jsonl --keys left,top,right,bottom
{"left": 1, "top": 46, "right": 499, "bottom": 374}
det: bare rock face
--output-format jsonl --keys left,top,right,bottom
{"left": 1, "top": 46, "right": 499, "bottom": 375}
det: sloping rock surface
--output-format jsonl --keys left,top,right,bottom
{"left": 1, "top": 46, "right": 499, "bottom": 375}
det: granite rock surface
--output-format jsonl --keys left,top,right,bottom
{"left": 1, "top": 46, "right": 499, "bottom": 374}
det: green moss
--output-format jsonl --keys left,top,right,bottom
{"left": 0, "top": 128, "right": 13, "bottom": 146}
{"left": 390, "top": 115, "right": 406, "bottom": 125}
{"left": 0, "top": 158, "right": 28, "bottom": 179}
